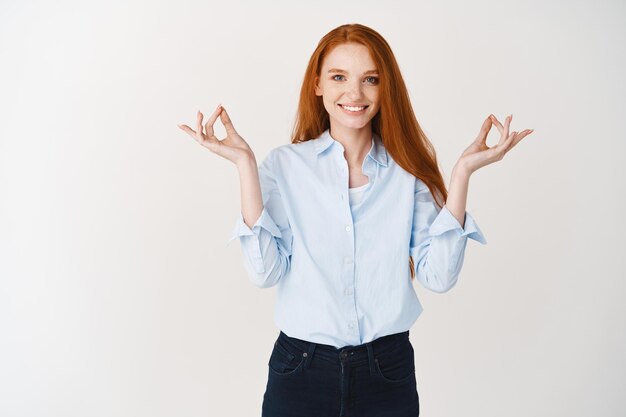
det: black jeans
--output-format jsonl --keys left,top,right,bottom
{"left": 262, "top": 329, "right": 419, "bottom": 417}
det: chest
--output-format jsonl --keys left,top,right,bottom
{"left": 348, "top": 167, "right": 370, "bottom": 188}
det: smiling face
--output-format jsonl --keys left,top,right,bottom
{"left": 314, "top": 42, "right": 381, "bottom": 135}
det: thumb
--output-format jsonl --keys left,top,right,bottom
{"left": 219, "top": 106, "right": 238, "bottom": 135}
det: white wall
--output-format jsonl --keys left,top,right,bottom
{"left": 1, "top": 0, "right": 624, "bottom": 416}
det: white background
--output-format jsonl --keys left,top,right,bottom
{"left": 1, "top": 0, "right": 624, "bottom": 416}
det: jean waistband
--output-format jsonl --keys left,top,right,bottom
{"left": 277, "top": 329, "right": 410, "bottom": 366}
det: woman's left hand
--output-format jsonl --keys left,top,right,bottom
{"left": 456, "top": 114, "right": 534, "bottom": 175}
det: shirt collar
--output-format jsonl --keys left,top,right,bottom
{"left": 313, "top": 129, "right": 389, "bottom": 167}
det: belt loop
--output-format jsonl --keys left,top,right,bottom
{"left": 304, "top": 342, "right": 317, "bottom": 369}
{"left": 366, "top": 342, "right": 376, "bottom": 376}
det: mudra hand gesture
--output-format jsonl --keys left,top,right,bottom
{"left": 178, "top": 105, "right": 255, "bottom": 165}
{"left": 458, "top": 114, "right": 534, "bottom": 174}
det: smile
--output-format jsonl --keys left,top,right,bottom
{"left": 338, "top": 104, "right": 368, "bottom": 113}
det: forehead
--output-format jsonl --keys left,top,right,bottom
{"left": 322, "top": 42, "right": 376, "bottom": 71}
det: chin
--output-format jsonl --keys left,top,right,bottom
{"left": 338, "top": 118, "right": 372, "bottom": 130}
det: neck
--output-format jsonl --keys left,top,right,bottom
{"left": 328, "top": 124, "right": 372, "bottom": 168}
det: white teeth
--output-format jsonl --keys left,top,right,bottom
{"left": 340, "top": 104, "right": 366, "bottom": 112}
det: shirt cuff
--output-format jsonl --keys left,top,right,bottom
{"left": 428, "top": 205, "right": 487, "bottom": 245}
{"left": 225, "top": 207, "right": 283, "bottom": 246}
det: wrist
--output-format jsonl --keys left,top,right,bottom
{"left": 452, "top": 160, "right": 472, "bottom": 179}
{"left": 236, "top": 153, "right": 257, "bottom": 170}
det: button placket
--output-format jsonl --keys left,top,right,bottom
{"left": 334, "top": 150, "right": 359, "bottom": 342}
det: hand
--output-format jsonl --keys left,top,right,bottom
{"left": 456, "top": 114, "right": 534, "bottom": 175}
{"left": 178, "top": 105, "right": 255, "bottom": 166}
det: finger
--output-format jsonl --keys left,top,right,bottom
{"left": 178, "top": 124, "right": 197, "bottom": 137}
{"left": 492, "top": 128, "right": 517, "bottom": 155}
{"left": 219, "top": 107, "right": 238, "bottom": 135}
{"left": 506, "top": 129, "right": 534, "bottom": 151}
{"left": 179, "top": 122, "right": 210, "bottom": 146}
{"left": 196, "top": 111, "right": 204, "bottom": 137}
{"left": 474, "top": 116, "right": 493, "bottom": 144}
{"left": 204, "top": 104, "right": 223, "bottom": 139}
{"left": 498, "top": 115, "right": 512, "bottom": 146}
{"left": 489, "top": 114, "right": 504, "bottom": 133}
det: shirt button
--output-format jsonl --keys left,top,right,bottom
{"left": 345, "top": 225, "right": 351, "bottom": 232}
{"left": 344, "top": 257, "right": 352, "bottom": 264}
{"left": 348, "top": 323, "right": 354, "bottom": 329}
{"left": 344, "top": 288, "right": 353, "bottom": 295}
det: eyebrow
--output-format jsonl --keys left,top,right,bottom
{"left": 327, "top": 68, "right": 379, "bottom": 75}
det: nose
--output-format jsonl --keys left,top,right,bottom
{"left": 345, "top": 79, "right": 364, "bottom": 99}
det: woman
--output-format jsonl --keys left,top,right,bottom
{"left": 179, "top": 23, "right": 533, "bottom": 417}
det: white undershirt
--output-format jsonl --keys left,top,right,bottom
{"left": 348, "top": 181, "right": 370, "bottom": 206}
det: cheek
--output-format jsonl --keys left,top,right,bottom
{"left": 322, "top": 92, "right": 340, "bottom": 108}
{"left": 322, "top": 97, "right": 336, "bottom": 114}
{"left": 371, "top": 97, "right": 381, "bottom": 111}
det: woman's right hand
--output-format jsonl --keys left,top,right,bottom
{"left": 178, "top": 105, "right": 255, "bottom": 166}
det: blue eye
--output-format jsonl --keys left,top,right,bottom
{"left": 331, "top": 74, "right": 379, "bottom": 84}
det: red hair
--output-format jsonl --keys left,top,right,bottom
{"left": 290, "top": 23, "right": 448, "bottom": 281}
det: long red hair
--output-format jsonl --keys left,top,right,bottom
{"left": 290, "top": 23, "right": 448, "bottom": 281}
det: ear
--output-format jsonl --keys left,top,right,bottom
{"left": 314, "top": 76, "right": 322, "bottom": 96}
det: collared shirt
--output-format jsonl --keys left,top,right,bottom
{"left": 226, "top": 129, "right": 487, "bottom": 348}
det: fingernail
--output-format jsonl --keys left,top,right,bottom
{"left": 216, "top": 103, "right": 221, "bottom": 110}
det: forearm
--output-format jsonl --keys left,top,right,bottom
{"left": 445, "top": 163, "right": 472, "bottom": 229}
{"left": 236, "top": 155, "right": 264, "bottom": 229}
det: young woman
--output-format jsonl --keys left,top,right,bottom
{"left": 179, "top": 23, "right": 533, "bottom": 417}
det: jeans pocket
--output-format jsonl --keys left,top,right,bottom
{"left": 374, "top": 338, "right": 415, "bottom": 383}
{"left": 268, "top": 339, "right": 306, "bottom": 377}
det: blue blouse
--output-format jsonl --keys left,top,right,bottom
{"left": 227, "top": 129, "right": 487, "bottom": 348}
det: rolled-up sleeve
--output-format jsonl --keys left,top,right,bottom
{"left": 225, "top": 150, "right": 293, "bottom": 288}
{"left": 409, "top": 179, "right": 487, "bottom": 293}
